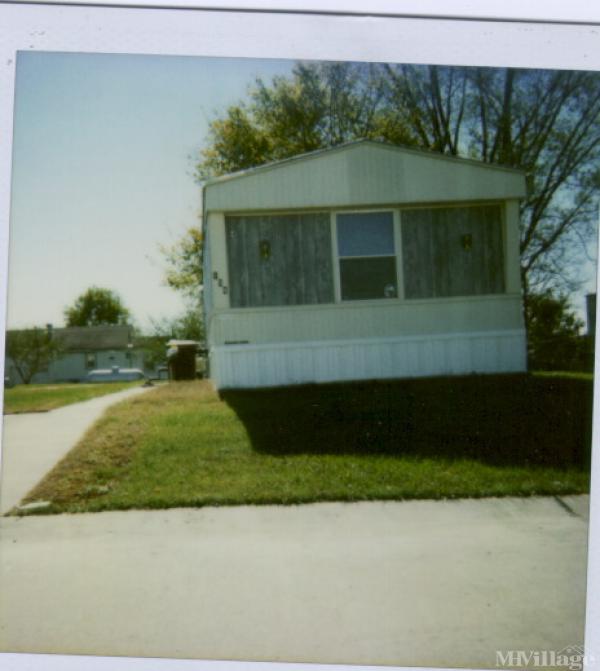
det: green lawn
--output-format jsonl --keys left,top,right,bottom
{"left": 533, "top": 370, "right": 594, "bottom": 381}
{"left": 16, "top": 373, "right": 592, "bottom": 515}
{"left": 3, "top": 381, "right": 142, "bottom": 414}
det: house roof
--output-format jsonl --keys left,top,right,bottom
{"left": 52, "top": 325, "right": 132, "bottom": 352}
{"left": 203, "top": 139, "right": 525, "bottom": 187}
{"left": 203, "top": 139, "right": 527, "bottom": 213}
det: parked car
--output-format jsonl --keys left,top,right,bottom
{"left": 87, "top": 366, "right": 146, "bottom": 383}
{"left": 4, "top": 375, "right": 14, "bottom": 389}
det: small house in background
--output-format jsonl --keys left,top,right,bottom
{"left": 202, "top": 140, "right": 527, "bottom": 389}
{"left": 5, "top": 324, "right": 157, "bottom": 384}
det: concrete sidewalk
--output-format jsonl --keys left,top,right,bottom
{"left": 0, "top": 386, "right": 151, "bottom": 513}
{"left": 0, "top": 496, "right": 589, "bottom": 668}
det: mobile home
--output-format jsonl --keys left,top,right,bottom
{"left": 202, "top": 140, "right": 527, "bottom": 389}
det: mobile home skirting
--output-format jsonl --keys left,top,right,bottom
{"left": 210, "top": 329, "right": 527, "bottom": 389}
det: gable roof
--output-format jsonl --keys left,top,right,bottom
{"left": 204, "top": 139, "right": 524, "bottom": 186}
{"left": 52, "top": 325, "right": 132, "bottom": 352}
{"left": 203, "top": 139, "right": 527, "bottom": 213}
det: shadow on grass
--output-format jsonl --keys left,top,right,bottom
{"left": 221, "top": 373, "right": 593, "bottom": 469}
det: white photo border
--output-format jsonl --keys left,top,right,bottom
{"left": 0, "top": 3, "right": 598, "bottom": 671}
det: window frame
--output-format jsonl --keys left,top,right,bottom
{"left": 332, "top": 208, "right": 404, "bottom": 303}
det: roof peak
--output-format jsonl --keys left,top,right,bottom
{"left": 203, "top": 139, "right": 524, "bottom": 187}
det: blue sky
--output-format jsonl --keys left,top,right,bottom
{"left": 7, "top": 52, "right": 294, "bottom": 331}
{"left": 6, "top": 52, "right": 598, "bottom": 332}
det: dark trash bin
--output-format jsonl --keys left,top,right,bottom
{"left": 166, "top": 340, "right": 198, "bottom": 380}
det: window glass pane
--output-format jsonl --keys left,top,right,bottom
{"left": 340, "top": 257, "right": 397, "bottom": 301}
{"left": 337, "top": 211, "right": 394, "bottom": 257}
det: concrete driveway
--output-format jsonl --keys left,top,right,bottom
{"left": 0, "top": 495, "right": 589, "bottom": 668}
{"left": 0, "top": 386, "right": 151, "bottom": 513}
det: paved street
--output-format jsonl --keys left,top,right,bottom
{"left": 0, "top": 496, "right": 589, "bottom": 668}
{"left": 0, "top": 386, "right": 151, "bottom": 513}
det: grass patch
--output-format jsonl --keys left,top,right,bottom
{"left": 533, "top": 370, "right": 594, "bottom": 381}
{"left": 17, "top": 373, "right": 592, "bottom": 515}
{"left": 3, "top": 381, "right": 141, "bottom": 414}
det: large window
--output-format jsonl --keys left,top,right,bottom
{"left": 401, "top": 205, "right": 505, "bottom": 299}
{"left": 336, "top": 211, "right": 397, "bottom": 301}
{"left": 226, "top": 213, "right": 334, "bottom": 308}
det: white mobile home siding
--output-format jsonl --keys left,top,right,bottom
{"left": 203, "top": 142, "right": 527, "bottom": 389}
{"left": 205, "top": 142, "right": 526, "bottom": 212}
{"left": 211, "top": 331, "right": 526, "bottom": 389}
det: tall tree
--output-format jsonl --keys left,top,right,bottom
{"left": 160, "top": 228, "right": 203, "bottom": 305}
{"left": 5, "top": 327, "right": 64, "bottom": 384}
{"left": 382, "top": 64, "right": 469, "bottom": 155}
{"left": 471, "top": 68, "right": 600, "bottom": 296}
{"left": 64, "top": 287, "right": 131, "bottom": 327}
{"left": 158, "top": 227, "right": 205, "bottom": 345}
{"left": 197, "top": 61, "right": 413, "bottom": 179}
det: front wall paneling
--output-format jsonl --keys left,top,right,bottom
{"left": 211, "top": 329, "right": 527, "bottom": 389}
{"left": 402, "top": 205, "right": 505, "bottom": 299}
{"left": 210, "top": 295, "right": 524, "bottom": 345}
{"left": 205, "top": 143, "right": 526, "bottom": 212}
{"left": 225, "top": 213, "right": 334, "bottom": 308}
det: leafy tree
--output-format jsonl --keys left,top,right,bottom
{"left": 381, "top": 64, "right": 470, "bottom": 155}
{"left": 150, "top": 310, "right": 204, "bottom": 342}
{"left": 160, "top": 228, "right": 203, "bottom": 304}
{"left": 197, "top": 61, "right": 413, "bottom": 179}
{"left": 159, "top": 227, "right": 204, "bottom": 347}
{"left": 138, "top": 336, "right": 167, "bottom": 372}
{"left": 5, "top": 327, "right": 64, "bottom": 384}
{"left": 199, "top": 106, "right": 272, "bottom": 178}
{"left": 524, "top": 290, "right": 588, "bottom": 371}
{"left": 64, "top": 287, "right": 131, "bottom": 327}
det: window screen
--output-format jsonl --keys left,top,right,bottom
{"left": 337, "top": 211, "right": 397, "bottom": 301}
{"left": 401, "top": 205, "right": 505, "bottom": 299}
{"left": 226, "top": 213, "right": 334, "bottom": 308}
